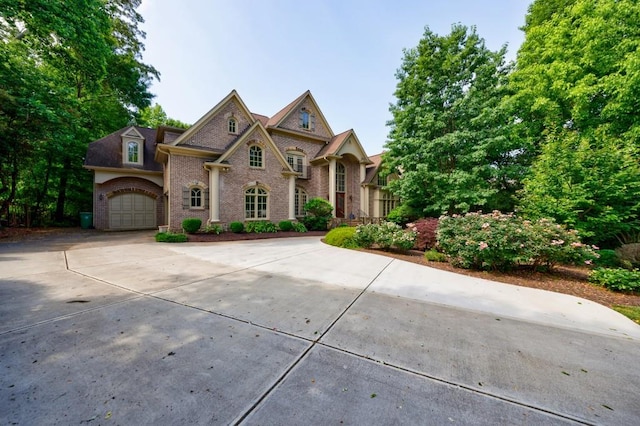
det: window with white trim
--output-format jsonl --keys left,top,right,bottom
{"left": 299, "top": 108, "right": 315, "bottom": 131}
{"left": 336, "top": 162, "right": 346, "bottom": 193}
{"left": 380, "top": 191, "right": 398, "bottom": 217}
{"left": 287, "top": 152, "right": 307, "bottom": 178}
{"left": 377, "top": 173, "right": 386, "bottom": 187}
{"left": 124, "top": 140, "right": 143, "bottom": 164}
{"left": 245, "top": 186, "right": 268, "bottom": 219}
{"left": 295, "top": 187, "right": 308, "bottom": 216}
{"left": 249, "top": 145, "right": 263, "bottom": 168}
{"left": 228, "top": 118, "right": 237, "bottom": 134}
{"left": 190, "top": 187, "right": 202, "bottom": 208}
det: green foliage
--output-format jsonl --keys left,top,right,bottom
{"left": 385, "top": 24, "right": 521, "bottom": 216}
{"left": 324, "top": 227, "right": 358, "bottom": 248}
{"left": 229, "top": 221, "right": 244, "bottom": 233}
{"left": 386, "top": 204, "right": 420, "bottom": 226}
{"left": 593, "top": 250, "right": 620, "bottom": 268}
{"left": 615, "top": 244, "right": 640, "bottom": 269}
{"left": 590, "top": 268, "right": 640, "bottom": 293}
{"left": 406, "top": 218, "right": 439, "bottom": 251}
{"left": 155, "top": 232, "right": 188, "bottom": 243}
{"left": 278, "top": 220, "right": 294, "bottom": 231}
{"left": 181, "top": 218, "right": 202, "bottom": 233}
{"left": 137, "top": 104, "right": 190, "bottom": 129}
{"left": 245, "top": 220, "right": 277, "bottom": 233}
{"left": 511, "top": 0, "right": 640, "bottom": 245}
{"left": 301, "top": 197, "right": 333, "bottom": 231}
{"left": 437, "top": 211, "right": 598, "bottom": 271}
{"left": 424, "top": 249, "right": 447, "bottom": 262}
{"left": 611, "top": 305, "right": 640, "bottom": 324}
{"left": 292, "top": 222, "right": 307, "bottom": 233}
{"left": 0, "top": 0, "right": 158, "bottom": 225}
{"left": 204, "top": 223, "right": 222, "bottom": 234}
{"left": 353, "top": 222, "right": 417, "bottom": 251}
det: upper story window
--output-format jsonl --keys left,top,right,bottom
{"left": 377, "top": 173, "right": 386, "bottom": 187}
{"left": 124, "top": 140, "right": 143, "bottom": 165}
{"left": 299, "top": 108, "right": 315, "bottom": 131}
{"left": 249, "top": 145, "right": 263, "bottom": 168}
{"left": 336, "top": 162, "right": 346, "bottom": 193}
{"left": 287, "top": 152, "right": 307, "bottom": 178}
{"left": 228, "top": 117, "right": 237, "bottom": 134}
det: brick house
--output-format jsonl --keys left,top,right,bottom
{"left": 85, "top": 90, "right": 396, "bottom": 231}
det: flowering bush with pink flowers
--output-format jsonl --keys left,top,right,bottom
{"left": 437, "top": 211, "right": 598, "bottom": 271}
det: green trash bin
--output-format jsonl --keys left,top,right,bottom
{"left": 80, "top": 212, "right": 93, "bottom": 229}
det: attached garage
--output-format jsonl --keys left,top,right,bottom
{"left": 109, "top": 192, "right": 156, "bottom": 230}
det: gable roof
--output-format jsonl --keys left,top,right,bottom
{"left": 364, "top": 153, "right": 383, "bottom": 184}
{"left": 266, "top": 90, "right": 334, "bottom": 137}
{"left": 313, "top": 129, "right": 373, "bottom": 164}
{"left": 215, "top": 121, "right": 294, "bottom": 173}
{"left": 84, "top": 126, "right": 161, "bottom": 172}
{"left": 169, "top": 90, "right": 255, "bottom": 146}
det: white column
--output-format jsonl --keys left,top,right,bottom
{"left": 288, "top": 175, "right": 296, "bottom": 220}
{"left": 209, "top": 167, "right": 220, "bottom": 222}
{"left": 359, "top": 163, "right": 366, "bottom": 217}
{"left": 329, "top": 158, "right": 336, "bottom": 218}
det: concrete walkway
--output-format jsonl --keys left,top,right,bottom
{"left": 1, "top": 233, "right": 639, "bottom": 425}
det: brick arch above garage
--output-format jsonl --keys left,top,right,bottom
{"left": 93, "top": 177, "right": 164, "bottom": 230}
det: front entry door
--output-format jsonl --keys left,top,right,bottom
{"left": 336, "top": 192, "right": 345, "bottom": 218}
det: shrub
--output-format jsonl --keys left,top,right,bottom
{"left": 324, "top": 227, "right": 358, "bottom": 248}
{"left": 352, "top": 221, "right": 417, "bottom": 251}
{"left": 245, "top": 220, "right": 277, "bottom": 233}
{"left": 229, "top": 221, "right": 244, "bottom": 233}
{"left": 204, "top": 223, "right": 223, "bottom": 234}
{"left": 590, "top": 268, "right": 640, "bottom": 292}
{"left": 278, "top": 220, "right": 294, "bottom": 231}
{"left": 155, "top": 232, "right": 188, "bottom": 243}
{"left": 182, "top": 218, "right": 202, "bottom": 233}
{"left": 292, "top": 222, "right": 307, "bottom": 233}
{"left": 386, "top": 204, "right": 420, "bottom": 226}
{"left": 424, "top": 249, "right": 447, "bottom": 262}
{"left": 302, "top": 198, "right": 333, "bottom": 231}
{"left": 593, "top": 249, "right": 620, "bottom": 268}
{"left": 437, "top": 211, "right": 598, "bottom": 271}
{"left": 407, "top": 218, "right": 439, "bottom": 251}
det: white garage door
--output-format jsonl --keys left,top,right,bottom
{"left": 109, "top": 193, "right": 156, "bottom": 229}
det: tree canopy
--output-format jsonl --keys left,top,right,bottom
{"left": 0, "top": 0, "right": 158, "bottom": 225}
{"left": 384, "top": 24, "right": 519, "bottom": 216}
{"left": 137, "top": 104, "right": 190, "bottom": 129}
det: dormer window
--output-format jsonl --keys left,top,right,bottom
{"left": 228, "top": 117, "right": 237, "bottom": 134}
{"left": 123, "top": 139, "right": 143, "bottom": 165}
{"left": 299, "top": 108, "right": 315, "bottom": 131}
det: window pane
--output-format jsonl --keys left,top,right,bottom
{"left": 191, "top": 188, "right": 202, "bottom": 207}
{"left": 336, "top": 163, "right": 345, "bottom": 192}
{"left": 249, "top": 146, "right": 263, "bottom": 167}
{"left": 127, "top": 142, "right": 138, "bottom": 163}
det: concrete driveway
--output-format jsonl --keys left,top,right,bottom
{"left": 1, "top": 232, "right": 639, "bottom": 425}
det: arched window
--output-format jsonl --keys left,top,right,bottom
{"left": 295, "top": 187, "right": 308, "bottom": 216}
{"left": 336, "top": 162, "right": 346, "bottom": 193}
{"left": 245, "top": 186, "right": 268, "bottom": 219}
{"left": 190, "top": 187, "right": 202, "bottom": 208}
{"left": 299, "top": 108, "right": 315, "bottom": 131}
{"left": 228, "top": 118, "right": 237, "bottom": 133}
{"left": 249, "top": 145, "right": 263, "bottom": 168}
{"left": 127, "top": 141, "right": 139, "bottom": 163}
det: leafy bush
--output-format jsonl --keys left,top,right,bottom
{"left": 407, "top": 218, "right": 439, "bottom": 251}
{"left": 437, "top": 211, "right": 598, "bottom": 271}
{"left": 593, "top": 249, "right": 620, "bottom": 268}
{"left": 155, "top": 232, "right": 188, "bottom": 243}
{"left": 590, "top": 268, "right": 640, "bottom": 292}
{"left": 324, "top": 227, "right": 358, "bottom": 248}
{"left": 204, "top": 223, "right": 223, "bottom": 234}
{"left": 292, "top": 222, "right": 307, "bottom": 232}
{"left": 229, "top": 221, "right": 244, "bottom": 233}
{"left": 302, "top": 198, "right": 333, "bottom": 231}
{"left": 278, "top": 220, "right": 294, "bottom": 231}
{"left": 352, "top": 221, "right": 417, "bottom": 251}
{"left": 182, "top": 218, "right": 202, "bottom": 233}
{"left": 245, "top": 220, "right": 277, "bottom": 233}
{"left": 424, "top": 249, "right": 447, "bottom": 262}
{"left": 386, "top": 204, "right": 420, "bottom": 226}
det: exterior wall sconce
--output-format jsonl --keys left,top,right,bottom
{"left": 98, "top": 193, "right": 104, "bottom": 201}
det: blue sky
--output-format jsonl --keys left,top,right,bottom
{"left": 139, "top": 1, "right": 532, "bottom": 155}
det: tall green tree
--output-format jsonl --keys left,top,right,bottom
{"left": 384, "top": 24, "right": 520, "bottom": 216}
{"left": 0, "top": 0, "right": 158, "bottom": 225}
{"left": 137, "top": 104, "right": 190, "bottom": 129}
{"left": 512, "top": 0, "right": 640, "bottom": 244}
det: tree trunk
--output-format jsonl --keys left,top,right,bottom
{"left": 54, "top": 156, "right": 71, "bottom": 222}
